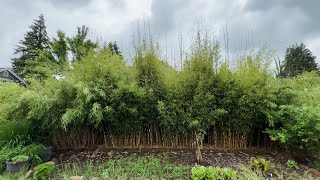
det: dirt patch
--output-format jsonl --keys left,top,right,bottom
{"left": 55, "top": 147, "right": 309, "bottom": 176}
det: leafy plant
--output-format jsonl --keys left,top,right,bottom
{"left": 11, "top": 155, "right": 29, "bottom": 164}
{"left": 286, "top": 159, "right": 299, "bottom": 169}
{"left": 191, "top": 165, "right": 237, "bottom": 180}
{"left": 0, "top": 142, "right": 44, "bottom": 173}
{"left": 248, "top": 157, "right": 273, "bottom": 172}
{"left": 33, "top": 162, "right": 56, "bottom": 180}
{"left": 57, "top": 157, "right": 190, "bottom": 179}
{"left": 309, "top": 160, "right": 320, "bottom": 171}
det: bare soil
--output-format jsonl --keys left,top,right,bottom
{"left": 54, "top": 147, "right": 310, "bottom": 176}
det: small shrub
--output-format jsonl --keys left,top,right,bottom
{"left": 248, "top": 157, "right": 273, "bottom": 172}
{"left": 286, "top": 159, "right": 299, "bottom": 169}
{"left": 191, "top": 165, "right": 237, "bottom": 180}
{"left": 309, "top": 160, "right": 320, "bottom": 171}
{"left": 33, "top": 162, "right": 56, "bottom": 180}
{"left": 11, "top": 155, "right": 29, "bottom": 163}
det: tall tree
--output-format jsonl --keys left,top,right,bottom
{"left": 67, "top": 26, "right": 98, "bottom": 62}
{"left": 108, "top": 41, "right": 122, "bottom": 56}
{"left": 23, "top": 30, "right": 69, "bottom": 80}
{"left": 51, "top": 30, "right": 68, "bottom": 65}
{"left": 12, "top": 14, "right": 49, "bottom": 76}
{"left": 279, "top": 43, "right": 318, "bottom": 77}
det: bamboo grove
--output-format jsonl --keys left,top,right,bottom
{"left": 0, "top": 32, "right": 319, "bottom": 159}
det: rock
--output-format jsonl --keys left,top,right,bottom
{"left": 59, "top": 153, "right": 65, "bottom": 162}
{"left": 107, "top": 151, "right": 113, "bottom": 157}
{"left": 69, "top": 176, "right": 83, "bottom": 180}
{"left": 25, "top": 170, "right": 33, "bottom": 178}
{"left": 51, "top": 157, "right": 59, "bottom": 165}
{"left": 306, "top": 168, "right": 320, "bottom": 177}
{"left": 93, "top": 148, "right": 100, "bottom": 155}
{"left": 91, "top": 177, "right": 100, "bottom": 180}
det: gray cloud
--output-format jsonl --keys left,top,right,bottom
{"left": 0, "top": 0, "right": 319, "bottom": 68}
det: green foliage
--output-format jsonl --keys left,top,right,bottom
{"left": 51, "top": 30, "right": 69, "bottom": 64}
{"left": 107, "top": 41, "right": 122, "bottom": 56}
{"left": 268, "top": 72, "right": 320, "bottom": 155}
{"left": 191, "top": 165, "right": 237, "bottom": 180}
{"left": 57, "top": 157, "right": 190, "bottom": 179}
{"left": 279, "top": 43, "right": 318, "bottom": 78}
{"left": 12, "top": 14, "right": 50, "bottom": 76}
{"left": 10, "top": 155, "right": 29, "bottom": 164}
{"left": 33, "top": 162, "right": 56, "bottom": 180}
{"left": 23, "top": 49, "right": 62, "bottom": 81}
{"left": 67, "top": 25, "right": 98, "bottom": 62}
{"left": 0, "top": 143, "right": 44, "bottom": 173}
{"left": 268, "top": 105, "right": 320, "bottom": 154}
{"left": 248, "top": 157, "right": 273, "bottom": 172}
{"left": 286, "top": 160, "right": 299, "bottom": 169}
{"left": 4, "top": 26, "right": 320, "bottom": 157}
{"left": 309, "top": 160, "right": 320, "bottom": 171}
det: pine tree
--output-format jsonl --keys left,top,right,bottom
{"left": 12, "top": 14, "right": 49, "bottom": 76}
{"left": 279, "top": 43, "right": 318, "bottom": 77}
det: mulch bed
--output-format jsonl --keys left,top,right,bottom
{"left": 54, "top": 147, "right": 309, "bottom": 176}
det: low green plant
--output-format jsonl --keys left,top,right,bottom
{"left": 286, "top": 159, "right": 299, "bottom": 169}
{"left": 191, "top": 165, "right": 237, "bottom": 180}
{"left": 0, "top": 142, "right": 44, "bottom": 173}
{"left": 237, "top": 166, "right": 265, "bottom": 180}
{"left": 248, "top": 157, "right": 273, "bottom": 172}
{"left": 33, "top": 162, "right": 56, "bottom": 180}
{"left": 11, "top": 155, "right": 29, "bottom": 164}
{"left": 309, "top": 160, "right": 320, "bottom": 171}
{"left": 57, "top": 156, "right": 190, "bottom": 179}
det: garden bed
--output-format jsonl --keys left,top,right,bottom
{"left": 55, "top": 147, "right": 311, "bottom": 177}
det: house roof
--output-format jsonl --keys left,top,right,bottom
{"left": 0, "top": 68, "right": 28, "bottom": 86}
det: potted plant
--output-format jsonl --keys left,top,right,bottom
{"left": 6, "top": 155, "right": 30, "bottom": 173}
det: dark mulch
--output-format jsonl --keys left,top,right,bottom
{"left": 54, "top": 147, "right": 309, "bottom": 176}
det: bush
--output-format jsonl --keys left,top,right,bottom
{"left": 33, "top": 162, "right": 56, "bottom": 180}
{"left": 191, "top": 165, "right": 237, "bottom": 180}
{"left": 247, "top": 157, "right": 273, "bottom": 172}
{"left": 268, "top": 72, "right": 320, "bottom": 156}
{"left": 267, "top": 105, "right": 320, "bottom": 155}
{"left": 286, "top": 160, "right": 299, "bottom": 169}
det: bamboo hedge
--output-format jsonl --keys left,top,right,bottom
{"left": 0, "top": 34, "right": 319, "bottom": 156}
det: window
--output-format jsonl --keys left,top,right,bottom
{"left": 3, "top": 71, "right": 9, "bottom": 77}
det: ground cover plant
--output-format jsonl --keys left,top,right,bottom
{"left": 0, "top": 154, "right": 318, "bottom": 179}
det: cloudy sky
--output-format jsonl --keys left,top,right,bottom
{"left": 0, "top": 0, "right": 319, "bottom": 68}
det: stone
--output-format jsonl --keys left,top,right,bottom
{"left": 107, "top": 151, "right": 113, "bottom": 157}
{"left": 306, "top": 168, "right": 320, "bottom": 177}
{"left": 91, "top": 177, "right": 100, "bottom": 180}
{"left": 51, "top": 157, "right": 59, "bottom": 165}
{"left": 25, "top": 170, "right": 33, "bottom": 178}
{"left": 59, "top": 153, "right": 65, "bottom": 162}
{"left": 300, "top": 164, "right": 308, "bottom": 169}
{"left": 69, "top": 176, "right": 83, "bottom": 180}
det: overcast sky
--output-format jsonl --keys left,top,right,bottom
{"left": 0, "top": 0, "right": 319, "bottom": 68}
